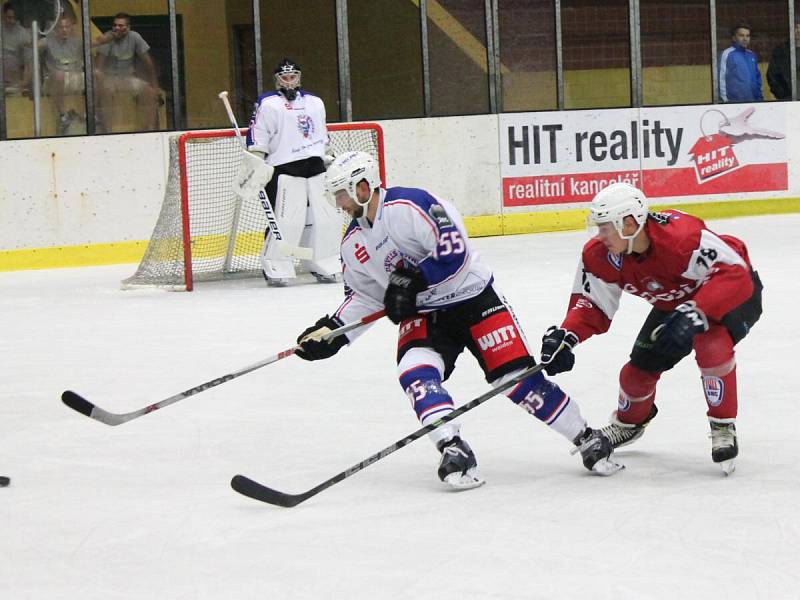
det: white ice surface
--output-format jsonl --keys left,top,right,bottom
{"left": 1, "top": 214, "right": 798, "bottom": 599}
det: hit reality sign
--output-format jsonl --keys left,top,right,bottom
{"left": 500, "top": 104, "right": 787, "bottom": 207}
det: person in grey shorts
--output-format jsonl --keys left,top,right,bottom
{"left": 94, "top": 12, "right": 160, "bottom": 132}
{"left": 2, "top": 2, "right": 31, "bottom": 94}
{"left": 40, "top": 15, "right": 84, "bottom": 134}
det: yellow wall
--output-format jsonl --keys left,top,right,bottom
{"left": 502, "top": 63, "right": 777, "bottom": 110}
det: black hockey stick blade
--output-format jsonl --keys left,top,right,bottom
{"left": 230, "top": 475, "right": 311, "bottom": 508}
{"left": 231, "top": 362, "right": 546, "bottom": 507}
{"left": 62, "top": 390, "right": 94, "bottom": 417}
{"left": 61, "top": 390, "right": 135, "bottom": 426}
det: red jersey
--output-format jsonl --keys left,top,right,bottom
{"left": 561, "top": 210, "right": 754, "bottom": 343}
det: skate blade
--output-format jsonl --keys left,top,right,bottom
{"left": 591, "top": 457, "right": 625, "bottom": 476}
{"left": 719, "top": 459, "right": 736, "bottom": 476}
{"left": 442, "top": 469, "right": 486, "bottom": 490}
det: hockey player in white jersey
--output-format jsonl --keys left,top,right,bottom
{"left": 239, "top": 58, "right": 342, "bottom": 286}
{"left": 294, "top": 152, "right": 621, "bottom": 489}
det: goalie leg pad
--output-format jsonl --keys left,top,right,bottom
{"left": 273, "top": 174, "right": 308, "bottom": 248}
{"left": 301, "top": 173, "right": 344, "bottom": 277}
{"left": 258, "top": 188, "right": 296, "bottom": 280}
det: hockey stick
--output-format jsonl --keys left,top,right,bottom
{"left": 62, "top": 309, "right": 385, "bottom": 426}
{"left": 218, "top": 90, "right": 313, "bottom": 261}
{"left": 231, "top": 362, "right": 546, "bottom": 507}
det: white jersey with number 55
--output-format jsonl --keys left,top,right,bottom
{"left": 333, "top": 187, "right": 493, "bottom": 340}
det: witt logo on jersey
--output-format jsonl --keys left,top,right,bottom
{"left": 477, "top": 326, "right": 517, "bottom": 351}
{"left": 397, "top": 318, "right": 427, "bottom": 347}
{"left": 471, "top": 312, "right": 528, "bottom": 371}
{"left": 354, "top": 243, "right": 370, "bottom": 264}
{"left": 296, "top": 115, "right": 315, "bottom": 138}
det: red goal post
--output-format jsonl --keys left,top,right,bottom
{"left": 122, "top": 122, "right": 385, "bottom": 291}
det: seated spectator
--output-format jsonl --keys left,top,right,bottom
{"left": 40, "top": 15, "right": 85, "bottom": 134}
{"left": 719, "top": 22, "right": 763, "bottom": 103}
{"left": 94, "top": 12, "right": 160, "bottom": 132}
{"left": 2, "top": 1, "right": 31, "bottom": 94}
{"left": 767, "top": 18, "right": 800, "bottom": 100}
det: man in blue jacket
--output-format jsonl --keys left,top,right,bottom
{"left": 719, "top": 22, "right": 763, "bottom": 103}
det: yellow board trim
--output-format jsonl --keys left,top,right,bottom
{"left": 2, "top": 198, "right": 799, "bottom": 272}
{"left": 465, "top": 197, "right": 800, "bottom": 238}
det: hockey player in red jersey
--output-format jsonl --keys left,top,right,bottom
{"left": 539, "top": 182, "right": 763, "bottom": 475}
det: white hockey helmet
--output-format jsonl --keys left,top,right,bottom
{"left": 589, "top": 182, "right": 648, "bottom": 252}
{"left": 274, "top": 58, "right": 301, "bottom": 100}
{"left": 325, "top": 151, "right": 381, "bottom": 208}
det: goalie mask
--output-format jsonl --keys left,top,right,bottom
{"left": 325, "top": 151, "right": 381, "bottom": 212}
{"left": 274, "top": 58, "right": 301, "bottom": 101}
{"left": 588, "top": 182, "right": 649, "bottom": 254}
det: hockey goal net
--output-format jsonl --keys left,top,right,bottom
{"left": 122, "top": 122, "right": 385, "bottom": 291}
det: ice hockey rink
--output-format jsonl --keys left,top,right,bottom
{"left": 1, "top": 213, "right": 798, "bottom": 599}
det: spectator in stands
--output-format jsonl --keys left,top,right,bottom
{"left": 2, "top": 1, "right": 31, "bottom": 94}
{"left": 39, "top": 15, "right": 84, "bottom": 134}
{"left": 719, "top": 22, "right": 763, "bottom": 103}
{"left": 767, "top": 17, "right": 800, "bottom": 101}
{"left": 94, "top": 12, "right": 160, "bottom": 132}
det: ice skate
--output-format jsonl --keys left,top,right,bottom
{"left": 572, "top": 428, "right": 624, "bottom": 476}
{"left": 436, "top": 436, "right": 485, "bottom": 490}
{"left": 710, "top": 420, "right": 738, "bottom": 475}
{"left": 599, "top": 405, "right": 658, "bottom": 449}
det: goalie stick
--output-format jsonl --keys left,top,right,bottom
{"left": 62, "top": 309, "right": 385, "bottom": 426}
{"left": 231, "top": 362, "right": 546, "bottom": 507}
{"left": 218, "top": 90, "right": 312, "bottom": 261}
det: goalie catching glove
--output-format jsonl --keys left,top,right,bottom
{"left": 296, "top": 315, "right": 348, "bottom": 361}
{"left": 540, "top": 326, "right": 579, "bottom": 375}
{"left": 384, "top": 265, "right": 427, "bottom": 324}
{"left": 232, "top": 149, "right": 274, "bottom": 197}
{"left": 651, "top": 301, "right": 708, "bottom": 357}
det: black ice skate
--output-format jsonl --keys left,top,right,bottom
{"left": 436, "top": 436, "right": 485, "bottom": 490}
{"left": 572, "top": 428, "right": 624, "bottom": 476}
{"left": 599, "top": 405, "right": 659, "bottom": 449}
{"left": 710, "top": 420, "right": 738, "bottom": 475}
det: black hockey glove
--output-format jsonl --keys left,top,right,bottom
{"left": 295, "top": 315, "right": 348, "bottom": 361}
{"left": 384, "top": 265, "right": 427, "bottom": 324}
{"left": 651, "top": 301, "right": 709, "bottom": 357}
{"left": 540, "top": 326, "right": 579, "bottom": 375}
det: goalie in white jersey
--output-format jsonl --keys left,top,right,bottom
{"left": 294, "top": 152, "right": 621, "bottom": 488}
{"left": 238, "top": 58, "right": 342, "bottom": 286}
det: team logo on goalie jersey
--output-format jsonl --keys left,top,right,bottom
{"left": 296, "top": 115, "right": 315, "bottom": 138}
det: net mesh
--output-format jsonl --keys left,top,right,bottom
{"left": 122, "top": 124, "right": 384, "bottom": 290}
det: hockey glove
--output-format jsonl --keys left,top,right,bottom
{"left": 651, "top": 301, "right": 709, "bottom": 357}
{"left": 384, "top": 266, "right": 427, "bottom": 324}
{"left": 295, "top": 315, "right": 348, "bottom": 361}
{"left": 232, "top": 150, "right": 274, "bottom": 198}
{"left": 540, "top": 326, "right": 579, "bottom": 375}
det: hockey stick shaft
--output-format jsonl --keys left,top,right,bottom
{"left": 217, "top": 91, "right": 312, "bottom": 262}
{"left": 62, "top": 309, "right": 385, "bottom": 426}
{"left": 231, "top": 362, "right": 546, "bottom": 507}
